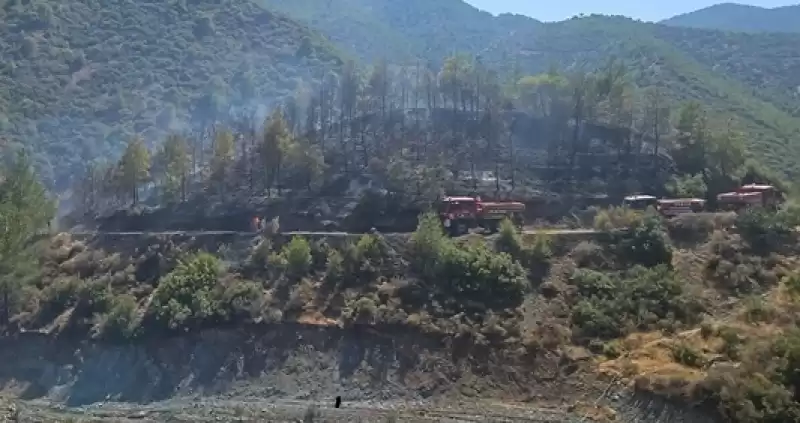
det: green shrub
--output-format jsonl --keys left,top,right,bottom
{"left": 571, "top": 241, "right": 609, "bottom": 269}
{"left": 345, "top": 296, "right": 378, "bottom": 324}
{"left": 408, "top": 213, "right": 528, "bottom": 313}
{"left": 434, "top": 241, "right": 528, "bottom": 313}
{"left": 735, "top": 209, "right": 792, "bottom": 254}
{"left": 783, "top": 272, "right": 800, "bottom": 299}
{"left": 279, "top": 236, "right": 312, "bottom": 278}
{"left": 496, "top": 217, "right": 523, "bottom": 256}
{"left": 409, "top": 212, "right": 448, "bottom": 278}
{"left": 742, "top": 296, "right": 776, "bottom": 324}
{"left": 568, "top": 266, "right": 702, "bottom": 340}
{"left": 593, "top": 206, "right": 646, "bottom": 231}
{"left": 698, "top": 331, "right": 800, "bottom": 423}
{"left": 495, "top": 218, "right": 552, "bottom": 278}
{"left": 216, "top": 278, "right": 263, "bottom": 321}
{"left": 324, "top": 248, "right": 345, "bottom": 285}
{"left": 149, "top": 252, "right": 223, "bottom": 330}
{"left": 666, "top": 213, "right": 718, "bottom": 244}
{"left": 249, "top": 238, "right": 273, "bottom": 269}
{"left": 343, "top": 234, "right": 391, "bottom": 285}
{"left": 671, "top": 342, "right": 705, "bottom": 368}
{"left": 605, "top": 214, "right": 673, "bottom": 268}
{"left": 92, "top": 294, "right": 139, "bottom": 340}
{"left": 706, "top": 232, "right": 784, "bottom": 296}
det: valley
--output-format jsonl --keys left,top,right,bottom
{"left": 2, "top": 1, "right": 800, "bottom": 422}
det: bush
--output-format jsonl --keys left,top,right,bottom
{"left": 568, "top": 266, "right": 702, "bottom": 340}
{"left": 345, "top": 296, "right": 379, "bottom": 324}
{"left": 435, "top": 242, "right": 528, "bottom": 313}
{"left": 696, "top": 331, "right": 800, "bottom": 423}
{"left": 742, "top": 296, "right": 776, "bottom": 324}
{"left": 735, "top": 208, "right": 792, "bottom": 254}
{"left": 408, "top": 213, "right": 528, "bottom": 314}
{"left": 496, "top": 217, "right": 523, "bottom": 256}
{"left": 278, "top": 236, "right": 312, "bottom": 278}
{"left": 149, "top": 252, "right": 223, "bottom": 330}
{"left": 571, "top": 241, "right": 609, "bottom": 269}
{"left": 496, "top": 218, "right": 552, "bottom": 278}
{"left": 706, "top": 231, "right": 784, "bottom": 295}
{"left": 341, "top": 234, "right": 391, "bottom": 285}
{"left": 409, "top": 212, "right": 448, "bottom": 278}
{"left": 605, "top": 214, "right": 673, "bottom": 268}
{"left": 148, "top": 252, "right": 262, "bottom": 331}
{"left": 783, "top": 272, "right": 800, "bottom": 299}
{"left": 666, "top": 213, "right": 718, "bottom": 243}
{"left": 92, "top": 294, "right": 139, "bottom": 340}
{"left": 671, "top": 342, "right": 705, "bottom": 368}
{"left": 593, "top": 206, "right": 646, "bottom": 231}
{"left": 249, "top": 238, "right": 273, "bottom": 269}
{"left": 324, "top": 248, "right": 345, "bottom": 285}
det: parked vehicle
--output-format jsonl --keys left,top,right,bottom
{"left": 438, "top": 196, "right": 525, "bottom": 236}
{"left": 622, "top": 195, "right": 658, "bottom": 210}
{"left": 717, "top": 184, "right": 784, "bottom": 211}
{"left": 657, "top": 198, "right": 706, "bottom": 216}
{"left": 623, "top": 194, "right": 705, "bottom": 216}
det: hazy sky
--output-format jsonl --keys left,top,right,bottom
{"left": 464, "top": 0, "right": 799, "bottom": 22}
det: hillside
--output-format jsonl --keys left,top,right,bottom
{"left": 0, "top": 0, "right": 343, "bottom": 189}
{"left": 661, "top": 3, "right": 800, "bottom": 33}
{"left": 260, "top": 0, "right": 800, "bottom": 178}
{"left": 259, "top": 0, "right": 542, "bottom": 64}
{"left": 8, "top": 207, "right": 800, "bottom": 422}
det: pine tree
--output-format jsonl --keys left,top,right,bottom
{"left": 210, "top": 128, "right": 235, "bottom": 197}
{"left": 0, "top": 150, "right": 55, "bottom": 326}
{"left": 260, "top": 110, "right": 291, "bottom": 195}
{"left": 156, "top": 134, "right": 190, "bottom": 203}
{"left": 118, "top": 136, "right": 151, "bottom": 205}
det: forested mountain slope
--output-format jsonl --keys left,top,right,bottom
{"left": 259, "top": 0, "right": 542, "bottom": 64}
{"left": 260, "top": 0, "right": 800, "bottom": 177}
{"left": 0, "top": 0, "right": 343, "bottom": 189}
{"left": 661, "top": 3, "right": 800, "bottom": 33}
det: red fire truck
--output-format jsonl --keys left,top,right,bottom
{"left": 717, "top": 184, "right": 784, "bottom": 211}
{"left": 438, "top": 196, "right": 526, "bottom": 236}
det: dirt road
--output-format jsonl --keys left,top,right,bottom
{"left": 9, "top": 398, "right": 582, "bottom": 422}
{"left": 70, "top": 228, "right": 599, "bottom": 237}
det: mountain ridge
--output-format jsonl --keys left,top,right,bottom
{"left": 661, "top": 2, "right": 800, "bottom": 33}
{"left": 259, "top": 0, "right": 800, "bottom": 177}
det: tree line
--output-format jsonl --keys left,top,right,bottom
{"left": 71, "top": 54, "right": 782, "bottom": 217}
{"left": 0, "top": 151, "right": 55, "bottom": 328}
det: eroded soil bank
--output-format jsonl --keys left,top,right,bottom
{"left": 0, "top": 324, "right": 720, "bottom": 422}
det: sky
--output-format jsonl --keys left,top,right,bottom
{"left": 464, "top": 0, "right": 798, "bottom": 22}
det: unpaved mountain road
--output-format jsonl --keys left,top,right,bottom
{"left": 69, "top": 228, "right": 599, "bottom": 237}
{"left": 8, "top": 398, "right": 584, "bottom": 422}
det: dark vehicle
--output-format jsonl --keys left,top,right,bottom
{"left": 622, "top": 195, "right": 658, "bottom": 210}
